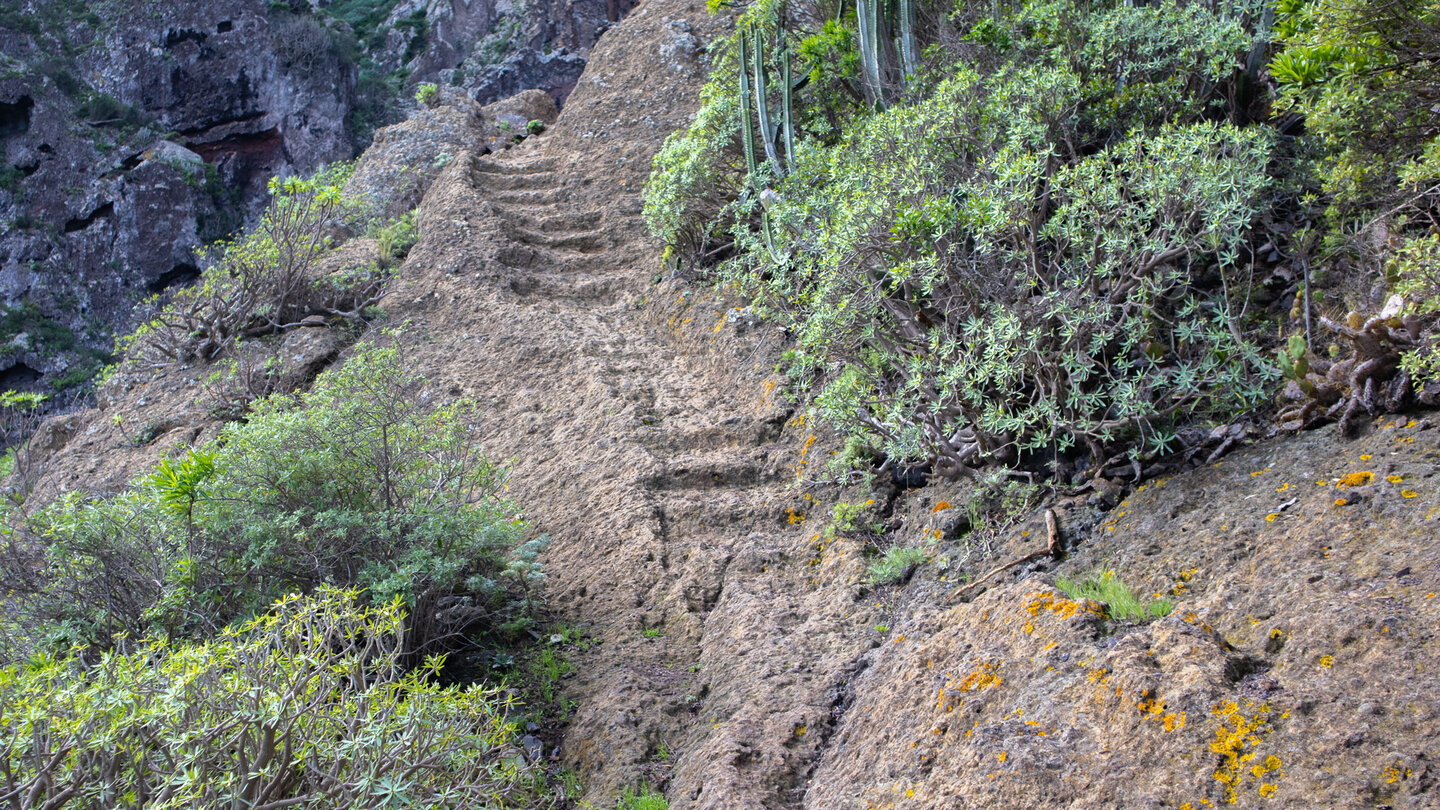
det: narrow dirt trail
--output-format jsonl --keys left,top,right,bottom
{"left": 381, "top": 2, "right": 880, "bottom": 806}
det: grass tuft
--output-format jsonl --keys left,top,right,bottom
{"left": 1055, "top": 571, "right": 1173, "bottom": 622}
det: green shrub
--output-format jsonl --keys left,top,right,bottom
{"left": 370, "top": 208, "right": 420, "bottom": 268}
{"left": 526, "top": 119, "right": 545, "bottom": 135}
{"left": 9, "top": 339, "right": 532, "bottom": 653}
{"left": 649, "top": 0, "right": 1284, "bottom": 479}
{"left": 415, "top": 81, "right": 440, "bottom": 107}
{"left": 1055, "top": 571, "right": 1173, "bottom": 622}
{"left": 0, "top": 588, "right": 549, "bottom": 808}
{"left": 869, "top": 546, "right": 927, "bottom": 584}
{"left": 1264, "top": 0, "right": 1440, "bottom": 417}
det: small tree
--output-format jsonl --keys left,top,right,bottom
{"left": 123, "top": 164, "right": 388, "bottom": 369}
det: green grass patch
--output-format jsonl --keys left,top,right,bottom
{"left": 617, "top": 786, "right": 668, "bottom": 810}
{"left": 1055, "top": 571, "right": 1173, "bottom": 622}
{"left": 868, "top": 546, "right": 926, "bottom": 585}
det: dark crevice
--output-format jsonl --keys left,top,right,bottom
{"left": 177, "top": 111, "right": 267, "bottom": 137}
{"left": 0, "top": 362, "right": 42, "bottom": 390}
{"left": 164, "top": 28, "right": 209, "bottom": 49}
{"left": 0, "top": 96, "right": 34, "bottom": 139}
{"left": 63, "top": 202, "right": 114, "bottom": 233}
{"left": 148, "top": 262, "right": 200, "bottom": 294}
{"left": 216, "top": 20, "right": 233, "bottom": 33}
{"left": 788, "top": 656, "right": 871, "bottom": 805}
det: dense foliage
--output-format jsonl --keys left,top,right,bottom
{"left": 1268, "top": 0, "right": 1440, "bottom": 420}
{"left": 0, "top": 589, "right": 549, "bottom": 809}
{"left": 649, "top": 0, "right": 1286, "bottom": 478}
{"left": 647, "top": 0, "right": 1440, "bottom": 479}
{"left": 4, "top": 339, "right": 537, "bottom": 656}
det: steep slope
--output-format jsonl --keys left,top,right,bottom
{"left": 17, "top": 0, "right": 1440, "bottom": 808}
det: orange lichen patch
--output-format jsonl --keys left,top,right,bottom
{"left": 1179, "top": 611, "right": 1217, "bottom": 635}
{"left": 1025, "top": 592, "right": 1104, "bottom": 620}
{"left": 1138, "top": 691, "right": 1187, "bottom": 732}
{"left": 787, "top": 508, "right": 806, "bottom": 525}
{"left": 1333, "top": 498, "right": 1348, "bottom": 507}
{"left": 931, "top": 501, "right": 953, "bottom": 513}
{"left": 1383, "top": 761, "right": 1413, "bottom": 784}
{"left": 937, "top": 662, "right": 1004, "bottom": 712}
{"left": 1337, "top": 471, "right": 1374, "bottom": 488}
{"left": 1209, "top": 701, "right": 1281, "bottom": 805}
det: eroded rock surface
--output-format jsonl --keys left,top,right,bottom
{"left": 18, "top": 1, "right": 1440, "bottom": 808}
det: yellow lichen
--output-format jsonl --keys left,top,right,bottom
{"left": 1337, "top": 471, "right": 1374, "bottom": 487}
{"left": 1209, "top": 701, "right": 1281, "bottom": 804}
{"left": 1402, "top": 490, "right": 1419, "bottom": 498}
{"left": 1025, "top": 592, "right": 1104, "bottom": 620}
{"left": 1319, "top": 654, "right": 1334, "bottom": 668}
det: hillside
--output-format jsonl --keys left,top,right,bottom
{"left": 3, "top": 0, "right": 1439, "bottom": 807}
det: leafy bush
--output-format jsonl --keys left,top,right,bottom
{"left": 1055, "top": 571, "right": 1173, "bottom": 622}
{"left": 1265, "top": 0, "right": 1440, "bottom": 418}
{"left": 121, "top": 164, "right": 387, "bottom": 369}
{"left": 0, "top": 588, "right": 549, "bottom": 809}
{"left": 199, "top": 338, "right": 517, "bottom": 614}
{"left": 1272, "top": 0, "right": 1440, "bottom": 208}
{"left": 8, "top": 339, "right": 531, "bottom": 654}
{"left": 370, "top": 208, "right": 420, "bottom": 268}
{"left": 649, "top": 0, "right": 1285, "bottom": 479}
{"left": 415, "top": 81, "right": 440, "bottom": 107}
{"left": 869, "top": 545, "right": 927, "bottom": 585}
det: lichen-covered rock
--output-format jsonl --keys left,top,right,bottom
{"left": 345, "top": 89, "right": 496, "bottom": 220}
{"left": 806, "top": 420, "right": 1440, "bottom": 809}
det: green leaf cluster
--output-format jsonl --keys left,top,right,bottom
{"left": 650, "top": 0, "right": 1283, "bottom": 477}
{"left": 0, "top": 588, "right": 548, "bottom": 808}
{"left": 1055, "top": 570, "right": 1173, "bottom": 622}
{"left": 11, "top": 339, "right": 530, "bottom": 654}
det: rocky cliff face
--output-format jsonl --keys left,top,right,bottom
{"left": 0, "top": 0, "right": 357, "bottom": 393}
{"left": 371, "top": 0, "right": 633, "bottom": 107}
{"left": 0, "top": 0, "right": 627, "bottom": 398}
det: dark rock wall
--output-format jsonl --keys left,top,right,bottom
{"left": 0, "top": 0, "right": 357, "bottom": 390}
{"left": 377, "top": 0, "right": 636, "bottom": 107}
{"left": 0, "top": 0, "right": 633, "bottom": 393}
